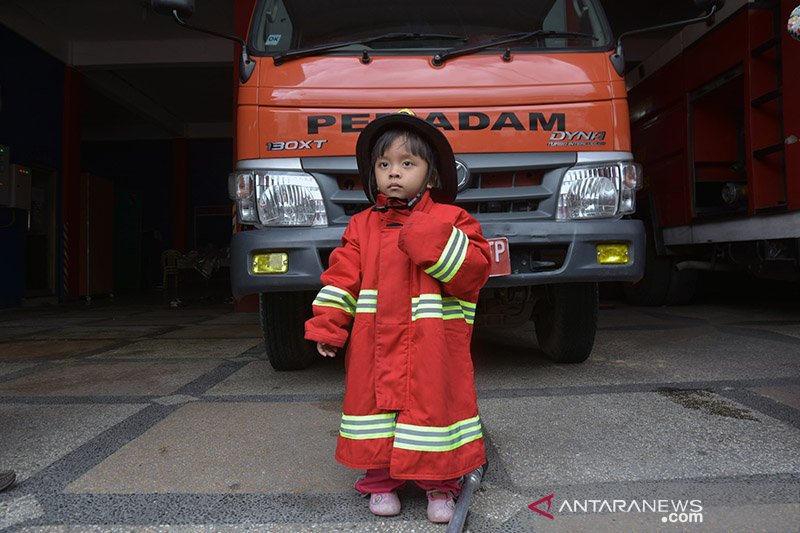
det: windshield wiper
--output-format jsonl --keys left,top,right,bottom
{"left": 274, "top": 32, "right": 467, "bottom": 66}
{"left": 432, "top": 30, "right": 598, "bottom": 66}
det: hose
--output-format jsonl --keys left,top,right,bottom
{"left": 446, "top": 463, "right": 487, "bottom": 533}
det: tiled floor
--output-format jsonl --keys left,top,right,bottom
{"left": 0, "top": 293, "right": 798, "bottom": 532}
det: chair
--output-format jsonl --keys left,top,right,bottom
{"left": 161, "top": 249, "right": 181, "bottom": 305}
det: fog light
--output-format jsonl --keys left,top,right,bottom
{"left": 252, "top": 252, "right": 288, "bottom": 274}
{"left": 596, "top": 243, "right": 629, "bottom": 264}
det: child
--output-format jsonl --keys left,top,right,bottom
{"left": 304, "top": 111, "right": 491, "bottom": 524}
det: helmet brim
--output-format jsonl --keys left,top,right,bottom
{"left": 355, "top": 113, "right": 457, "bottom": 204}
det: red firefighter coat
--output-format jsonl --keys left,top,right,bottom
{"left": 304, "top": 191, "right": 491, "bottom": 481}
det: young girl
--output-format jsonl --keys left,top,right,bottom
{"left": 305, "top": 111, "right": 491, "bottom": 524}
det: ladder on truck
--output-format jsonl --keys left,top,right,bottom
{"left": 745, "top": 0, "right": 788, "bottom": 213}
{"left": 686, "top": 0, "right": 791, "bottom": 218}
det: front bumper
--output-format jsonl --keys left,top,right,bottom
{"left": 230, "top": 219, "right": 645, "bottom": 298}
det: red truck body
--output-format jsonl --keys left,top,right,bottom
{"left": 625, "top": 0, "right": 800, "bottom": 303}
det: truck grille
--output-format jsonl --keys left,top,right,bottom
{"left": 333, "top": 170, "right": 544, "bottom": 215}
{"left": 302, "top": 152, "right": 575, "bottom": 224}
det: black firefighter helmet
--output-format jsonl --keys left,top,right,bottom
{"left": 355, "top": 111, "right": 458, "bottom": 206}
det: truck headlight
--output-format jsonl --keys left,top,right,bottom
{"left": 228, "top": 171, "right": 327, "bottom": 226}
{"left": 556, "top": 162, "right": 642, "bottom": 220}
{"left": 228, "top": 172, "right": 258, "bottom": 223}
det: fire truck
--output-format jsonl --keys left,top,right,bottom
{"left": 623, "top": 0, "right": 800, "bottom": 305}
{"left": 152, "top": 0, "right": 727, "bottom": 370}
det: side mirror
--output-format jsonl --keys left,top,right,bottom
{"left": 149, "top": 0, "right": 255, "bottom": 83}
{"left": 151, "top": 0, "right": 195, "bottom": 19}
{"left": 694, "top": 0, "right": 725, "bottom": 14}
{"left": 611, "top": 0, "right": 725, "bottom": 77}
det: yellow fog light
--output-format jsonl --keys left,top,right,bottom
{"left": 252, "top": 252, "right": 288, "bottom": 274}
{"left": 596, "top": 243, "right": 630, "bottom": 264}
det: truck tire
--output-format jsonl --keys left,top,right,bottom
{"left": 258, "top": 292, "right": 317, "bottom": 370}
{"left": 533, "top": 282, "right": 598, "bottom": 364}
{"left": 664, "top": 267, "right": 698, "bottom": 305}
{"left": 622, "top": 240, "right": 671, "bottom": 306}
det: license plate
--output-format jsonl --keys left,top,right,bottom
{"left": 488, "top": 237, "right": 511, "bottom": 277}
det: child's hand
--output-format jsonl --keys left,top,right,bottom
{"left": 317, "top": 342, "right": 338, "bottom": 357}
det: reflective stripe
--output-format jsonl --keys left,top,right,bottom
{"left": 340, "top": 413, "right": 396, "bottom": 440}
{"left": 313, "top": 285, "right": 356, "bottom": 315}
{"left": 412, "top": 294, "right": 443, "bottom": 320}
{"left": 444, "top": 297, "right": 476, "bottom": 325}
{"left": 425, "top": 226, "right": 469, "bottom": 283}
{"left": 356, "top": 289, "right": 378, "bottom": 314}
{"left": 412, "top": 294, "right": 476, "bottom": 324}
{"left": 394, "top": 416, "right": 483, "bottom": 452}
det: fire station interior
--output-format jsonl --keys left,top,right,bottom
{"left": 0, "top": 0, "right": 796, "bottom": 309}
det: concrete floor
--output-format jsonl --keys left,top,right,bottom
{"left": 0, "top": 290, "right": 798, "bottom": 532}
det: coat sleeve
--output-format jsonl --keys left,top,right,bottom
{"left": 304, "top": 222, "right": 362, "bottom": 348}
{"left": 397, "top": 209, "right": 491, "bottom": 300}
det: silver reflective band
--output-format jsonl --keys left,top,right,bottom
{"left": 412, "top": 294, "right": 477, "bottom": 324}
{"left": 412, "top": 294, "right": 443, "bottom": 320}
{"left": 356, "top": 289, "right": 378, "bottom": 313}
{"left": 394, "top": 416, "right": 483, "bottom": 452}
{"left": 444, "top": 298, "right": 476, "bottom": 324}
{"left": 339, "top": 413, "right": 484, "bottom": 452}
{"left": 340, "top": 413, "right": 396, "bottom": 440}
{"left": 313, "top": 285, "right": 356, "bottom": 315}
{"left": 425, "top": 227, "right": 468, "bottom": 283}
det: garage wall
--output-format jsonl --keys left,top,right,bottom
{"left": 188, "top": 138, "right": 233, "bottom": 250}
{"left": 0, "top": 25, "right": 64, "bottom": 169}
{"left": 1, "top": 24, "right": 234, "bottom": 302}
{"left": 0, "top": 24, "right": 65, "bottom": 307}
{"left": 81, "top": 138, "right": 232, "bottom": 290}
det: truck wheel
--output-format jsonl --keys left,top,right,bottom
{"left": 664, "top": 267, "right": 698, "bottom": 305}
{"left": 533, "top": 282, "right": 598, "bottom": 364}
{"left": 622, "top": 241, "right": 671, "bottom": 306}
{"left": 258, "top": 292, "right": 317, "bottom": 370}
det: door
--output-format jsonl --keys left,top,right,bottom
{"left": 25, "top": 165, "right": 57, "bottom": 299}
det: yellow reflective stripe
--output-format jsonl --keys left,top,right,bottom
{"left": 411, "top": 295, "right": 476, "bottom": 324}
{"left": 396, "top": 415, "right": 480, "bottom": 434}
{"left": 356, "top": 289, "right": 378, "bottom": 313}
{"left": 439, "top": 231, "right": 468, "bottom": 283}
{"left": 425, "top": 227, "right": 469, "bottom": 283}
{"left": 413, "top": 314, "right": 441, "bottom": 321}
{"left": 313, "top": 285, "right": 356, "bottom": 315}
{"left": 341, "top": 413, "right": 396, "bottom": 423}
{"left": 443, "top": 297, "right": 476, "bottom": 324}
{"left": 412, "top": 294, "right": 442, "bottom": 321}
{"left": 393, "top": 432, "right": 483, "bottom": 452}
{"left": 394, "top": 416, "right": 483, "bottom": 452}
{"left": 339, "top": 413, "right": 396, "bottom": 440}
{"left": 425, "top": 227, "right": 459, "bottom": 275}
{"left": 412, "top": 294, "right": 442, "bottom": 305}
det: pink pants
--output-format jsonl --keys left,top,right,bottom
{"left": 354, "top": 468, "right": 461, "bottom": 495}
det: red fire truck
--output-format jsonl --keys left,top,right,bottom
{"left": 152, "top": 0, "right": 729, "bottom": 369}
{"left": 623, "top": 0, "right": 800, "bottom": 305}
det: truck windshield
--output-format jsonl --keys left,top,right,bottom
{"left": 249, "top": 0, "right": 612, "bottom": 56}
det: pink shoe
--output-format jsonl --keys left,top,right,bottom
{"left": 426, "top": 490, "right": 456, "bottom": 523}
{"left": 369, "top": 491, "right": 401, "bottom": 516}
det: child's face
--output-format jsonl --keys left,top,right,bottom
{"left": 374, "top": 136, "right": 430, "bottom": 200}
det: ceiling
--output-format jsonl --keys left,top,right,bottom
{"left": 1, "top": 0, "right": 709, "bottom": 141}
